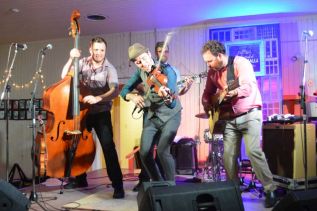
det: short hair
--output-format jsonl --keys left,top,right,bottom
{"left": 155, "top": 41, "right": 169, "bottom": 52}
{"left": 90, "top": 37, "right": 107, "bottom": 48}
{"left": 201, "top": 40, "right": 226, "bottom": 56}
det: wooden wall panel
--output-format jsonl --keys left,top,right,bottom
{"left": 1, "top": 14, "right": 317, "bottom": 178}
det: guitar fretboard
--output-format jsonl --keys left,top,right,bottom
{"left": 177, "top": 72, "right": 207, "bottom": 86}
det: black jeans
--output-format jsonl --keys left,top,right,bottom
{"left": 76, "top": 111, "right": 123, "bottom": 189}
{"left": 136, "top": 132, "right": 165, "bottom": 182}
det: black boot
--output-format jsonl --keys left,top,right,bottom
{"left": 113, "top": 186, "right": 125, "bottom": 199}
{"left": 264, "top": 190, "right": 278, "bottom": 208}
{"left": 64, "top": 173, "right": 88, "bottom": 189}
{"left": 132, "top": 181, "right": 142, "bottom": 192}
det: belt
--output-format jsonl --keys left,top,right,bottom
{"left": 235, "top": 107, "right": 261, "bottom": 118}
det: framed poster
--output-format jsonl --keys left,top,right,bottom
{"left": 19, "top": 110, "right": 26, "bottom": 120}
{"left": 19, "top": 99, "right": 26, "bottom": 109}
{"left": 0, "top": 100, "right": 5, "bottom": 109}
{"left": 0, "top": 110, "right": 4, "bottom": 119}
{"left": 225, "top": 40, "right": 265, "bottom": 76}
{"left": 13, "top": 110, "right": 19, "bottom": 120}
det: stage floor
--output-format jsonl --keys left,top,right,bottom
{"left": 19, "top": 169, "right": 275, "bottom": 211}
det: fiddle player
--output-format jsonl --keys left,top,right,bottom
{"left": 120, "top": 43, "right": 182, "bottom": 182}
{"left": 130, "top": 41, "right": 193, "bottom": 191}
{"left": 61, "top": 37, "right": 124, "bottom": 199}
{"left": 201, "top": 40, "right": 277, "bottom": 208}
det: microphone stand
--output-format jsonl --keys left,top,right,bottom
{"left": 29, "top": 50, "right": 45, "bottom": 202}
{"left": 28, "top": 50, "right": 55, "bottom": 210}
{"left": 299, "top": 32, "right": 310, "bottom": 191}
{"left": 0, "top": 44, "right": 19, "bottom": 182}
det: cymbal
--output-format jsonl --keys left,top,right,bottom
{"left": 195, "top": 113, "right": 209, "bottom": 119}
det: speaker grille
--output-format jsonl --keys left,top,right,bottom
{"left": 0, "top": 179, "right": 30, "bottom": 211}
{"left": 171, "top": 138, "right": 198, "bottom": 175}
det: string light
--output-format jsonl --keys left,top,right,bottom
{"left": 0, "top": 70, "right": 47, "bottom": 91}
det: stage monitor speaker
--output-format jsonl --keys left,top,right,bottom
{"left": 262, "top": 123, "right": 316, "bottom": 179}
{"left": 0, "top": 179, "right": 30, "bottom": 211}
{"left": 273, "top": 189, "right": 317, "bottom": 211}
{"left": 171, "top": 138, "right": 198, "bottom": 175}
{"left": 137, "top": 180, "right": 243, "bottom": 211}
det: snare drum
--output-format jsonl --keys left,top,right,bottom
{"left": 203, "top": 129, "right": 212, "bottom": 143}
{"left": 204, "top": 129, "right": 223, "bottom": 143}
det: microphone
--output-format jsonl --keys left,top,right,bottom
{"left": 15, "top": 43, "right": 27, "bottom": 51}
{"left": 303, "top": 30, "right": 314, "bottom": 37}
{"left": 41, "top": 43, "right": 53, "bottom": 52}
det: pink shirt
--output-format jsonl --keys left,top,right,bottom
{"left": 202, "top": 56, "right": 262, "bottom": 116}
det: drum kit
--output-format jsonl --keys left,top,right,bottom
{"left": 195, "top": 113, "right": 263, "bottom": 197}
{"left": 202, "top": 129, "right": 224, "bottom": 182}
{"left": 195, "top": 113, "right": 225, "bottom": 182}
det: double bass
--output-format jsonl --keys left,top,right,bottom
{"left": 35, "top": 10, "right": 95, "bottom": 178}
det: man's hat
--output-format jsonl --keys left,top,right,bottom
{"left": 128, "top": 43, "right": 148, "bottom": 61}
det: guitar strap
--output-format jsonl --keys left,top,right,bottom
{"left": 227, "top": 56, "right": 235, "bottom": 82}
{"left": 209, "top": 57, "right": 235, "bottom": 133}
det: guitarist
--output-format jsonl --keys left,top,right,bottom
{"left": 201, "top": 40, "right": 277, "bottom": 208}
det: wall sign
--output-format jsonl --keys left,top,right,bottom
{"left": 225, "top": 40, "right": 265, "bottom": 76}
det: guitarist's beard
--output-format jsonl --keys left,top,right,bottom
{"left": 208, "top": 58, "right": 225, "bottom": 72}
{"left": 210, "top": 66, "right": 226, "bottom": 73}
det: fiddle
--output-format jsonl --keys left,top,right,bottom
{"left": 146, "top": 65, "right": 175, "bottom": 104}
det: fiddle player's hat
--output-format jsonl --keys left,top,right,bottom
{"left": 128, "top": 43, "right": 148, "bottom": 61}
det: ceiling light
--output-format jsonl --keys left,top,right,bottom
{"left": 10, "top": 8, "right": 20, "bottom": 13}
{"left": 87, "top": 14, "right": 106, "bottom": 21}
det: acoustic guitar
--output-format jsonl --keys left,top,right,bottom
{"left": 208, "top": 79, "right": 239, "bottom": 135}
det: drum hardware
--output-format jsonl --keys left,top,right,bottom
{"left": 202, "top": 129, "right": 224, "bottom": 182}
{"left": 238, "top": 158, "right": 263, "bottom": 198}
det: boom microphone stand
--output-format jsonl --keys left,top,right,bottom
{"left": 0, "top": 44, "right": 20, "bottom": 182}
{"left": 299, "top": 30, "right": 313, "bottom": 191}
{"left": 29, "top": 48, "right": 46, "bottom": 202}
{"left": 29, "top": 44, "right": 55, "bottom": 209}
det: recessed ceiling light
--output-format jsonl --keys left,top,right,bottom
{"left": 10, "top": 8, "right": 20, "bottom": 13}
{"left": 87, "top": 14, "right": 106, "bottom": 21}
